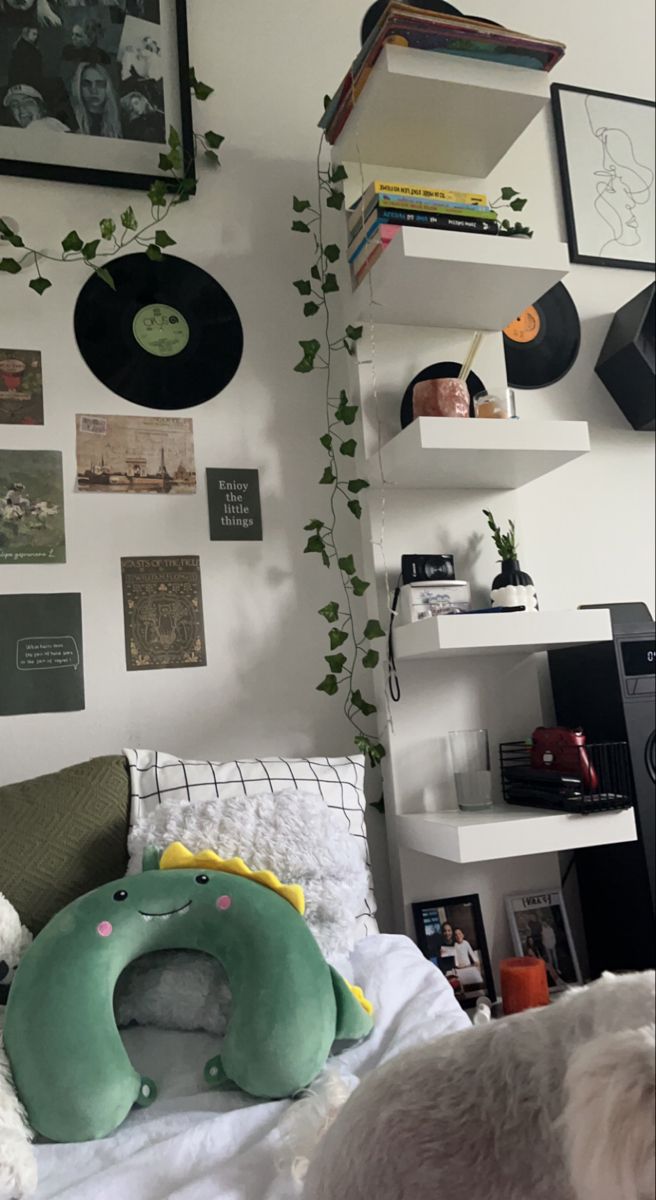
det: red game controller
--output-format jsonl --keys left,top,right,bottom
{"left": 531, "top": 726, "right": 599, "bottom": 793}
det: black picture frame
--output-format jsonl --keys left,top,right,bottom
{"left": 551, "top": 83, "right": 655, "bottom": 272}
{"left": 0, "top": 0, "right": 194, "bottom": 192}
{"left": 412, "top": 893, "right": 496, "bottom": 1011}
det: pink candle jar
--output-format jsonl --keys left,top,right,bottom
{"left": 412, "top": 377, "right": 470, "bottom": 419}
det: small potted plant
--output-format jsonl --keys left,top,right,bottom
{"left": 483, "top": 509, "right": 539, "bottom": 610}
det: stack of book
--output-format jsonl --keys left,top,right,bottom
{"left": 348, "top": 180, "right": 498, "bottom": 287}
{"left": 320, "top": 2, "right": 566, "bottom": 146}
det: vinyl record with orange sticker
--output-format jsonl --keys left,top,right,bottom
{"left": 503, "top": 283, "right": 581, "bottom": 389}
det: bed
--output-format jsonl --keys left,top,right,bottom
{"left": 21, "top": 935, "right": 468, "bottom": 1200}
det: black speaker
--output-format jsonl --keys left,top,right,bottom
{"left": 548, "top": 603, "right": 655, "bottom": 975}
{"left": 595, "top": 283, "right": 655, "bottom": 432}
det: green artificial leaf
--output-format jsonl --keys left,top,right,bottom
{"left": 338, "top": 554, "right": 356, "bottom": 576}
{"left": 364, "top": 618, "right": 385, "bottom": 640}
{"left": 99, "top": 218, "right": 116, "bottom": 241}
{"left": 322, "top": 273, "right": 339, "bottom": 294}
{"left": 329, "top": 628, "right": 349, "bottom": 650}
{"left": 321, "top": 550, "right": 331, "bottom": 568}
{"left": 95, "top": 266, "right": 116, "bottom": 290}
{"left": 330, "top": 164, "right": 348, "bottom": 183}
{"left": 293, "top": 279, "right": 312, "bottom": 295}
{"left": 510, "top": 197, "right": 528, "bottom": 211}
{"left": 155, "top": 229, "right": 176, "bottom": 248}
{"left": 323, "top": 93, "right": 332, "bottom": 111}
{"left": 310, "top": 263, "right": 321, "bottom": 281}
{"left": 148, "top": 180, "right": 167, "bottom": 207}
{"left": 159, "top": 152, "right": 175, "bottom": 172}
{"left": 189, "top": 67, "right": 214, "bottom": 101}
{"left": 351, "top": 577, "right": 370, "bottom": 596}
{"left": 294, "top": 338, "right": 321, "bottom": 373}
{"left": 168, "top": 125, "right": 181, "bottom": 151}
{"left": 319, "top": 433, "right": 333, "bottom": 450}
{"left": 501, "top": 219, "right": 511, "bottom": 229}
{"left": 204, "top": 149, "right": 220, "bottom": 166}
{"left": 326, "top": 188, "right": 345, "bottom": 210}
{"left": 325, "top": 652, "right": 347, "bottom": 674}
{"left": 0, "top": 219, "right": 24, "bottom": 247}
{"left": 292, "top": 220, "right": 311, "bottom": 233}
{"left": 0, "top": 257, "right": 22, "bottom": 274}
{"left": 317, "top": 674, "right": 339, "bottom": 696}
{"left": 174, "top": 176, "right": 196, "bottom": 202}
{"left": 82, "top": 239, "right": 100, "bottom": 260}
{"left": 304, "top": 300, "right": 320, "bottom": 317}
{"left": 371, "top": 796, "right": 385, "bottom": 813}
{"left": 304, "top": 518, "right": 324, "bottom": 531}
{"left": 319, "top": 467, "right": 336, "bottom": 485}
{"left": 324, "top": 243, "right": 340, "bottom": 263}
{"left": 500, "top": 186, "right": 519, "bottom": 200}
{"left": 351, "top": 689, "right": 377, "bottom": 717}
{"left": 146, "top": 244, "right": 163, "bottom": 262}
{"left": 336, "top": 391, "right": 358, "bottom": 425}
{"left": 319, "top": 601, "right": 340, "bottom": 623}
{"left": 61, "top": 230, "right": 83, "bottom": 253}
{"left": 347, "top": 499, "right": 362, "bottom": 520}
{"left": 339, "top": 439, "right": 357, "bottom": 458}
{"left": 204, "top": 130, "right": 225, "bottom": 149}
{"left": 343, "top": 339, "right": 355, "bottom": 358}
{"left": 121, "top": 206, "right": 139, "bottom": 231}
{"left": 304, "top": 534, "right": 325, "bottom": 554}
{"left": 355, "top": 735, "right": 386, "bottom": 767}
{"left": 362, "top": 648, "right": 379, "bottom": 668}
{"left": 293, "top": 196, "right": 311, "bottom": 212}
{"left": 347, "top": 479, "right": 369, "bottom": 494}
{"left": 29, "top": 276, "right": 52, "bottom": 294}
{"left": 345, "top": 324, "right": 363, "bottom": 341}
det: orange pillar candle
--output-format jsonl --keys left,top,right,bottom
{"left": 500, "top": 956, "right": 550, "bottom": 1015}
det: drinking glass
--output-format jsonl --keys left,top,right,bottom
{"left": 473, "top": 388, "right": 516, "bottom": 419}
{"left": 448, "top": 729, "right": 493, "bottom": 811}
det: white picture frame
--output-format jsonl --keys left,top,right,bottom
{"left": 506, "top": 888, "right": 582, "bottom": 992}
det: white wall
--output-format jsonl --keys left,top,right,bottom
{"left": 1, "top": 1, "right": 654, "bottom": 939}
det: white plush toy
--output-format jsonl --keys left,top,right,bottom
{"left": 0, "top": 893, "right": 37, "bottom": 1200}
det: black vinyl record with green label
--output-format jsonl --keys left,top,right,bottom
{"left": 74, "top": 254, "right": 243, "bottom": 410}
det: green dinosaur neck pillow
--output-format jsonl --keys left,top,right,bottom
{"left": 4, "top": 843, "right": 373, "bottom": 1144}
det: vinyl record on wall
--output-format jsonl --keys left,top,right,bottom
{"left": 503, "top": 282, "right": 581, "bottom": 390}
{"left": 74, "top": 254, "right": 243, "bottom": 411}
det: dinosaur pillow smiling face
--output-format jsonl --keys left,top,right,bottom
{"left": 4, "top": 845, "right": 373, "bottom": 1143}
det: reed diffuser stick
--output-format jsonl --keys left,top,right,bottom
{"left": 459, "top": 331, "right": 483, "bottom": 381}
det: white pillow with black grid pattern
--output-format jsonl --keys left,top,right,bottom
{"left": 123, "top": 749, "right": 378, "bottom": 938}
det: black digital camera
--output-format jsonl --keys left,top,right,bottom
{"left": 401, "top": 554, "right": 455, "bottom": 584}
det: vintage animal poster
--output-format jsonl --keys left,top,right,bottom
{"left": 76, "top": 413, "right": 196, "bottom": 494}
{"left": 121, "top": 555, "right": 207, "bottom": 671}
{"left": 0, "top": 592, "right": 84, "bottom": 716}
{"left": 0, "top": 348, "right": 43, "bottom": 425}
{"left": 0, "top": 448, "right": 65, "bottom": 564}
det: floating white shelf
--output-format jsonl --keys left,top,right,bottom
{"left": 367, "top": 417, "right": 591, "bottom": 490}
{"left": 332, "top": 44, "right": 551, "bottom": 176}
{"left": 347, "top": 226, "right": 569, "bottom": 331}
{"left": 394, "top": 608, "right": 612, "bottom": 661}
{"left": 397, "top": 806, "right": 638, "bottom": 864}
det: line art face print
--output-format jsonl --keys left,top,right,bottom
{"left": 585, "top": 94, "right": 655, "bottom": 258}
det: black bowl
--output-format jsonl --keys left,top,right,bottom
{"left": 400, "top": 360, "right": 486, "bottom": 428}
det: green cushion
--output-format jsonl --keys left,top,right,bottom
{"left": 0, "top": 756, "right": 130, "bottom": 933}
{"left": 4, "top": 845, "right": 374, "bottom": 1142}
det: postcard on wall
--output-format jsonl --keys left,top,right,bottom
{"left": 0, "top": 449, "right": 66, "bottom": 565}
{"left": 0, "top": 593, "right": 84, "bottom": 717}
{"left": 207, "top": 468, "right": 263, "bottom": 541}
{"left": 76, "top": 414, "right": 196, "bottom": 494}
{"left": 0, "top": 349, "right": 44, "bottom": 426}
{"left": 121, "top": 555, "right": 207, "bottom": 672}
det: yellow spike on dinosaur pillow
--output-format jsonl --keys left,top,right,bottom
{"left": 159, "top": 842, "right": 306, "bottom": 916}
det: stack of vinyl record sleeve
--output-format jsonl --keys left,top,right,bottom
{"left": 348, "top": 180, "right": 499, "bottom": 288}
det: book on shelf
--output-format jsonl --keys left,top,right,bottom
{"left": 349, "top": 208, "right": 498, "bottom": 263}
{"left": 350, "top": 225, "right": 400, "bottom": 287}
{"left": 320, "top": 2, "right": 566, "bottom": 145}
{"left": 348, "top": 197, "right": 497, "bottom": 243}
{"left": 354, "top": 180, "right": 489, "bottom": 205}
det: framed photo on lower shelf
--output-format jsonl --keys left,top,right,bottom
{"left": 413, "top": 893, "right": 496, "bottom": 1011}
{"left": 505, "top": 889, "right": 582, "bottom": 992}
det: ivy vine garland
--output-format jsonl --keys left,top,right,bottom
{"left": 291, "top": 151, "right": 386, "bottom": 769}
{"left": 0, "top": 69, "right": 222, "bottom": 294}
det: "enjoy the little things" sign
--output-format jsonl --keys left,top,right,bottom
{"left": 206, "top": 469, "right": 263, "bottom": 541}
